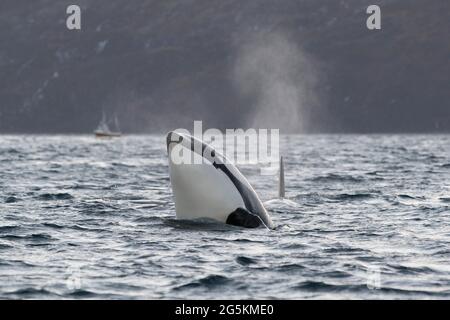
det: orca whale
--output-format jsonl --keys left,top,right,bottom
{"left": 166, "top": 131, "right": 274, "bottom": 229}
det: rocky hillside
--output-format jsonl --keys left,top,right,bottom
{"left": 0, "top": 0, "right": 449, "bottom": 133}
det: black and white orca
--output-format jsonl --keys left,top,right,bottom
{"left": 166, "top": 131, "right": 275, "bottom": 229}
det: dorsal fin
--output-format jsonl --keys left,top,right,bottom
{"left": 278, "top": 156, "right": 285, "bottom": 199}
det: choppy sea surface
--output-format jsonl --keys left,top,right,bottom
{"left": 0, "top": 134, "right": 449, "bottom": 299}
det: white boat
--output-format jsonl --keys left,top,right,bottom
{"left": 94, "top": 113, "right": 122, "bottom": 137}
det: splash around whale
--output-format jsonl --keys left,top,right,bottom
{"left": 166, "top": 131, "right": 275, "bottom": 229}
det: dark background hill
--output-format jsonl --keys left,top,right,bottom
{"left": 0, "top": 0, "right": 449, "bottom": 133}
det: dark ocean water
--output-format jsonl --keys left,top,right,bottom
{"left": 0, "top": 134, "right": 449, "bottom": 299}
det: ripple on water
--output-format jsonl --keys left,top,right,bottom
{"left": 0, "top": 225, "right": 21, "bottom": 233}
{"left": 293, "top": 281, "right": 367, "bottom": 293}
{"left": 309, "top": 173, "right": 365, "bottom": 183}
{"left": 36, "top": 193, "right": 74, "bottom": 201}
{"left": 68, "top": 289, "right": 98, "bottom": 298}
{"left": 42, "top": 222, "right": 65, "bottom": 230}
{"left": 327, "top": 193, "right": 375, "bottom": 201}
{"left": 5, "top": 196, "right": 20, "bottom": 203}
{"left": 0, "top": 233, "right": 53, "bottom": 243}
{"left": 163, "top": 218, "right": 237, "bottom": 232}
{"left": 236, "top": 256, "right": 257, "bottom": 266}
{"left": 174, "top": 275, "right": 232, "bottom": 291}
{"left": 6, "top": 288, "right": 57, "bottom": 299}
{"left": 275, "top": 263, "right": 306, "bottom": 273}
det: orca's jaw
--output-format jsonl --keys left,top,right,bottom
{"left": 226, "top": 208, "right": 263, "bottom": 228}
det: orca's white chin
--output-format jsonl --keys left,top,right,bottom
{"left": 166, "top": 131, "right": 274, "bottom": 229}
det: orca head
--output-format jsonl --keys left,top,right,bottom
{"left": 166, "top": 131, "right": 274, "bottom": 229}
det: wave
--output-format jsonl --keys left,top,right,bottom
{"left": 67, "top": 289, "right": 98, "bottom": 298}
{"left": 36, "top": 193, "right": 74, "bottom": 201}
{"left": 0, "top": 244, "right": 13, "bottom": 250}
{"left": 236, "top": 256, "right": 257, "bottom": 266}
{"left": 293, "top": 281, "right": 447, "bottom": 297}
{"left": 5, "top": 196, "right": 20, "bottom": 203}
{"left": 310, "top": 173, "right": 364, "bottom": 183}
{"left": 42, "top": 222, "right": 65, "bottom": 229}
{"left": 0, "top": 233, "right": 52, "bottom": 241}
{"left": 293, "top": 280, "right": 367, "bottom": 292}
{"left": 133, "top": 216, "right": 164, "bottom": 223}
{"left": 68, "top": 224, "right": 108, "bottom": 233}
{"left": 397, "top": 194, "right": 424, "bottom": 200}
{"left": 4, "top": 148, "right": 21, "bottom": 154}
{"left": 5, "top": 288, "right": 56, "bottom": 297}
{"left": 275, "top": 263, "right": 306, "bottom": 272}
{"left": 174, "top": 275, "right": 232, "bottom": 291}
{"left": 232, "top": 238, "right": 265, "bottom": 243}
{"left": 323, "top": 246, "right": 367, "bottom": 254}
{"left": 0, "top": 225, "right": 20, "bottom": 233}
{"left": 327, "top": 193, "right": 374, "bottom": 201}
{"left": 387, "top": 264, "right": 437, "bottom": 275}
{"left": 264, "top": 198, "right": 299, "bottom": 208}
{"left": 75, "top": 200, "right": 119, "bottom": 212}
{"left": 163, "top": 218, "right": 236, "bottom": 231}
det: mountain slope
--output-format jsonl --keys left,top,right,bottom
{"left": 0, "top": 0, "right": 449, "bottom": 133}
